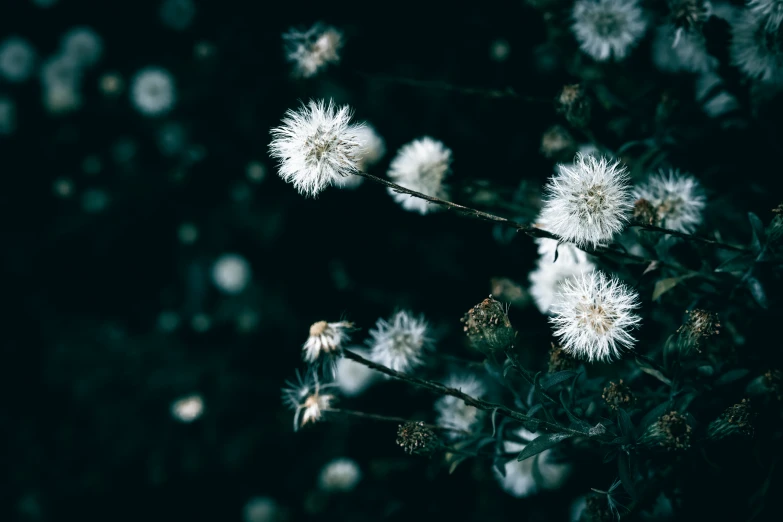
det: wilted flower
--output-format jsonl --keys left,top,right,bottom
{"left": 550, "top": 271, "right": 641, "bottom": 362}
{"left": 335, "top": 347, "right": 377, "bottom": 397}
{"left": 170, "top": 393, "right": 204, "bottom": 423}
{"left": 540, "top": 153, "right": 633, "bottom": 249}
{"left": 572, "top": 0, "right": 649, "bottom": 62}
{"left": 494, "top": 427, "right": 572, "bottom": 498}
{"left": 367, "top": 310, "right": 433, "bottom": 373}
{"left": 731, "top": 9, "right": 783, "bottom": 83}
{"left": 396, "top": 421, "right": 439, "bottom": 456}
{"left": 556, "top": 84, "right": 592, "bottom": 128}
{"left": 434, "top": 374, "right": 486, "bottom": 439}
{"left": 460, "top": 296, "right": 516, "bottom": 352}
{"left": 302, "top": 320, "right": 354, "bottom": 364}
{"left": 602, "top": 379, "right": 636, "bottom": 410}
{"left": 269, "top": 100, "right": 364, "bottom": 198}
{"left": 387, "top": 137, "right": 452, "bottom": 215}
{"left": 633, "top": 169, "right": 706, "bottom": 233}
{"left": 130, "top": 67, "right": 176, "bottom": 116}
{"left": 282, "top": 370, "right": 336, "bottom": 431}
{"left": 529, "top": 255, "right": 596, "bottom": 315}
{"left": 318, "top": 457, "right": 362, "bottom": 492}
{"left": 676, "top": 308, "right": 720, "bottom": 355}
{"left": 211, "top": 253, "right": 252, "bottom": 295}
{"left": 548, "top": 343, "right": 579, "bottom": 373}
{"left": 283, "top": 23, "right": 343, "bottom": 78}
{"left": 0, "top": 37, "right": 36, "bottom": 83}
{"left": 707, "top": 399, "right": 754, "bottom": 440}
{"left": 639, "top": 411, "right": 692, "bottom": 450}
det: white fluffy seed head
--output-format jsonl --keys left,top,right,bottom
{"left": 387, "top": 137, "right": 452, "bottom": 215}
{"left": 730, "top": 8, "right": 783, "bottom": 83}
{"left": 283, "top": 23, "right": 343, "bottom": 78}
{"left": 652, "top": 23, "right": 718, "bottom": 73}
{"left": 434, "top": 374, "right": 486, "bottom": 440}
{"left": 493, "top": 428, "right": 572, "bottom": 498}
{"left": 269, "top": 99, "right": 364, "bottom": 198}
{"left": 61, "top": 27, "right": 103, "bottom": 68}
{"left": 281, "top": 370, "right": 336, "bottom": 431}
{"left": 572, "top": 0, "right": 649, "bottom": 62}
{"left": 211, "top": 254, "right": 252, "bottom": 295}
{"left": 335, "top": 347, "right": 377, "bottom": 396}
{"left": 633, "top": 169, "right": 706, "bottom": 233}
{"left": 529, "top": 255, "right": 596, "bottom": 315}
{"left": 318, "top": 457, "right": 362, "bottom": 493}
{"left": 130, "top": 67, "right": 176, "bottom": 116}
{"left": 171, "top": 393, "right": 204, "bottom": 422}
{"left": 333, "top": 123, "right": 386, "bottom": 189}
{"left": 302, "top": 320, "right": 353, "bottom": 364}
{"left": 367, "top": 310, "right": 433, "bottom": 373}
{"left": 540, "top": 153, "right": 633, "bottom": 249}
{"left": 549, "top": 271, "right": 642, "bottom": 362}
{"left": 0, "top": 36, "right": 36, "bottom": 83}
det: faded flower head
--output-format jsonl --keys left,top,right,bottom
{"left": 529, "top": 253, "right": 596, "bottom": 315}
{"left": 367, "top": 310, "right": 433, "bottom": 372}
{"left": 668, "top": 0, "right": 713, "bottom": 31}
{"left": 652, "top": 23, "right": 718, "bottom": 74}
{"left": 318, "top": 457, "right": 362, "bottom": 493}
{"left": 269, "top": 100, "right": 363, "bottom": 197}
{"left": 130, "top": 67, "right": 176, "bottom": 116}
{"left": 397, "top": 421, "right": 439, "bottom": 456}
{"left": 282, "top": 369, "right": 336, "bottom": 431}
{"left": 387, "top": 137, "right": 452, "bottom": 215}
{"left": 460, "top": 295, "right": 515, "bottom": 352}
{"left": 434, "top": 374, "right": 486, "bottom": 439}
{"left": 549, "top": 271, "right": 641, "bottom": 362}
{"left": 731, "top": 9, "right": 783, "bottom": 83}
{"left": 748, "top": 0, "right": 783, "bottom": 31}
{"left": 556, "top": 84, "right": 592, "bottom": 128}
{"left": 494, "top": 427, "right": 572, "bottom": 498}
{"left": 335, "top": 347, "right": 377, "bottom": 397}
{"left": 707, "top": 399, "right": 754, "bottom": 440}
{"left": 602, "top": 379, "right": 636, "bottom": 410}
{"left": 540, "top": 153, "right": 633, "bottom": 249}
{"left": 283, "top": 23, "right": 343, "bottom": 78}
{"left": 677, "top": 308, "right": 720, "bottom": 355}
{"left": 572, "top": 0, "right": 649, "bottom": 62}
{"left": 302, "top": 320, "right": 354, "bottom": 364}
{"left": 639, "top": 411, "right": 692, "bottom": 450}
{"left": 0, "top": 36, "right": 36, "bottom": 83}
{"left": 633, "top": 169, "right": 706, "bottom": 233}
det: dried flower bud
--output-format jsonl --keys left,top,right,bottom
{"left": 676, "top": 309, "right": 720, "bottom": 355}
{"left": 764, "top": 369, "right": 782, "bottom": 400}
{"left": 461, "top": 295, "right": 516, "bottom": 353}
{"left": 767, "top": 203, "right": 783, "bottom": 245}
{"left": 548, "top": 343, "right": 578, "bottom": 373}
{"left": 633, "top": 198, "right": 657, "bottom": 226}
{"left": 396, "top": 421, "right": 439, "bottom": 456}
{"left": 668, "top": 0, "right": 711, "bottom": 31}
{"left": 540, "top": 124, "right": 577, "bottom": 162}
{"left": 707, "top": 399, "right": 754, "bottom": 440}
{"left": 581, "top": 493, "right": 614, "bottom": 522}
{"left": 556, "top": 84, "right": 591, "bottom": 128}
{"left": 639, "top": 411, "right": 692, "bottom": 451}
{"left": 602, "top": 380, "right": 636, "bottom": 411}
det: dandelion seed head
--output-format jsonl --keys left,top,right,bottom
{"left": 318, "top": 457, "right": 362, "bottom": 493}
{"left": 171, "top": 393, "right": 204, "bottom": 422}
{"left": 572, "top": 0, "right": 649, "bottom": 62}
{"left": 334, "top": 123, "right": 386, "bottom": 189}
{"left": 529, "top": 256, "right": 596, "bottom": 315}
{"left": 269, "top": 99, "right": 363, "bottom": 197}
{"left": 549, "top": 271, "right": 641, "bottom": 362}
{"left": 367, "top": 310, "right": 432, "bottom": 373}
{"left": 387, "top": 137, "right": 452, "bottom": 215}
{"left": 335, "top": 347, "right": 377, "bottom": 397}
{"left": 0, "top": 37, "right": 36, "bottom": 83}
{"left": 211, "top": 254, "right": 252, "bottom": 295}
{"left": 61, "top": 27, "right": 103, "bottom": 68}
{"left": 130, "top": 67, "right": 176, "bottom": 116}
{"left": 282, "top": 370, "right": 335, "bottom": 431}
{"left": 633, "top": 169, "right": 706, "bottom": 233}
{"left": 160, "top": 0, "right": 197, "bottom": 32}
{"left": 731, "top": 9, "right": 783, "bottom": 83}
{"left": 748, "top": 0, "right": 783, "bottom": 31}
{"left": 284, "top": 23, "right": 343, "bottom": 78}
{"left": 540, "top": 153, "right": 633, "bottom": 249}
{"left": 303, "top": 320, "right": 353, "bottom": 364}
{"left": 435, "top": 374, "right": 486, "bottom": 439}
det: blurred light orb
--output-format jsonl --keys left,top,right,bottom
{"left": 160, "top": 0, "right": 197, "bottom": 31}
{"left": 52, "top": 177, "right": 74, "bottom": 198}
{"left": 157, "top": 310, "right": 181, "bottom": 332}
{"left": 243, "top": 496, "right": 279, "bottom": 522}
{"left": 191, "top": 313, "right": 212, "bottom": 332}
{"left": 43, "top": 81, "right": 82, "bottom": 115}
{"left": 40, "top": 54, "right": 81, "bottom": 88}
{"left": 0, "top": 97, "right": 15, "bottom": 135}
{"left": 112, "top": 137, "right": 138, "bottom": 165}
{"left": 81, "top": 188, "right": 110, "bottom": 213}
{"left": 0, "top": 37, "right": 36, "bottom": 83}
{"left": 490, "top": 39, "right": 511, "bottom": 62}
{"left": 212, "top": 254, "right": 252, "bottom": 295}
{"left": 318, "top": 457, "right": 362, "bottom": 492}
{"left": 170, "top": 393, "right": 204, "bottom": 422}
{"left": 99, "top": 72, "right": 124, "bottom": 97}
{"left": 246, "top": 161, "right": 267, "bottom": 183}
{"left": 130, "top": 67, "right": 176, "bottom": 117}
{"left": 157, "top": 121, "right": 188, "bottom": 157}
{"left": 61, "top": 26, "right": 103, "bottom": 68}
{"left": 82, "top": 155, "right": 102, "bottom": 175}
{"left": 177, "top": 222, "right": 199, "bottom": 244}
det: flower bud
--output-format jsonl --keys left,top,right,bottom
{"left": 548, "top": 342, "right": 578, "bottom": 373}
{"left": 540, "top": 124, "right": 577, "bottom": 162}
{"left": 676, "top": 309, "right": 720, "bottom": 355}
{"left": 633, "top": 198, "right": 657, "bottom": 226}
{"left": 638, "top": 411, "right": 692, "bottom": 451}
{"left": 556, "top": 84, "right": 591, "bottom": 128}
{"left": 707, "top": 399, "right": 754, "bottom": 440}
{"left": 460, "top": 296, "right": 516, "bottom": 353}
{"left": 396, "top": 421, "right": 439, "bottom": 456}
{"left": 602, "top": 380, "right": 636, "bottom": 411}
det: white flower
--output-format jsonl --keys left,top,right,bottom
{"left": 130, "top": 67, "right": 176, "bottom": 116}
{"left": 529, "top": 256, "right": 596, "bottom": 315}
{"left": 60, "top": 27, "right": 103, "bottom": 68}
{"left": 539, "top": 153, "right": 633, "bottom": 249}
{"left": 335, "top": 347, "right": 378, "bottom": 396}
{"left": 434, "top": 374, "right": 486, "bottom": 439}
{"left": 731, "top": 9, "right": 783, "bottom": 83}
{"left": 243, "top": 497, "right": 279, "bottom": 522}
{"left": 652, "top": 23, "right": 718, "bottom": 73}
{"left": 0, "top": 37, "right": 36, "bottom": 83}
{"left": 748, "top": 0, "right": 783, "bottom": 31}
{"left": 549, "top": 271, "right": 641, "bottom": 362}
{"left": 171, "top": 393, "right": 204, "bottom": 422}
{"left": 282, "top": 369, "right": 336, "bottom": 431}
{"left": 367, "top": 310, "right": 433, "bottom": 373}
{"left": 269, "top": 99, "right": 364, "bottom": 198}
{"left": 572, "top": 0, "right": 649, "bottom": 62}
{"left": 211, "top": 254, "right": 252, "bottom": 295}
{"left": 318, "top": 457, "right": 362, "bottom": 493}
{"left": 43, "top": 81, "right": 82, "bottom": 115}
{"left": 633, "top": 169, "right": 706, "bottom": 233}
{"left": 283, "top": 23, "right": 343, "bottom": 78}
{"left": 334, "top": 123, "right": 387, "bottom": 189}
{"left": 387, "top": 137, "right": 452, "bottom": 215}
{"left": 494, "top": 428, "right": 572, "bottom": 498}
{"left": 160, "top": 0, "right": 197, "bottom": 31}
{"left": 302, "top": 320, "right": 354, "bottom": 363}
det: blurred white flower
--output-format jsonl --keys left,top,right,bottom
{"left": 731, "top": 9, "right": 783, "bottom": 83}
{"left": 0, "top": 96, "right": 15, "bottom": 135}
{"left": 283, "top": 23, "right": 343, "bottom": 78}
{"left": 748, "top": 0, "right": 783, "bottom": 31}
{"left": 318, "top": 457, "right": 362, "bottom": 493}
{"left": 61, "top": 27, "right": 103, "bottom": 68}
{"left": 434, "top": 374, "right": 486, "bottom": 439}
{"left": 43, "top": 78, "right": 82, "bottom": 115}
{"left": 633, "top": 169, "right": 706, "bottom": 233}
{"left": 652, "top": 23, "right": 718, "bottom": 74}
{"left": 246, "top": 161, "right": 267, "bottom": 183}
{"left": 334, "top": 123, "right": 386, "bottom": 189}
{"left": 572, "top": 0, "right": 648, "bottom": 62}
{"left": 171, "top": 393, "right": 204, "bottom": 422}
{"left": 41, "top": 54, "right": 81, "bottom": 87}
{"left": 387, "top": 137, "right": 452, "bottom": 215}
{"left": 52, "top": 177, "right": 74, "bottom": 198}
{"left": 269, "top": 99, "right": 364, "bottom": 197}
{"left": 160, "top": 0, "right": 197, "bottom": 31}
{"left": 99, "top": 72, "right": 124, "bottom": 97}
{"left": 130, "top": 67, "right": 176, "bottom": 116}
{"left": 211, "top": 254, "right": 252, "bottom": 295}
{"left": 282, "top": 369, "right": 336, "bottom": 431}
{"left": 191, "top": 313, "right": 212, "bottom": 332}
{"left": 367, "top": 310, "right": 433, "bottom": 373}
{"left": 540, "top": 153, "right": 633, "bottom": 249}
{"left": 303, "top": 320, "right": 354, "bottom": 363}
{"left": 550, "top": 271, "right": 641, "bottom": 362}
{"left": 0, "top": 37, "right": 36, "bottom": 83}
{"left": 529, "top": 255, "right": 596, "bottom": 315}
{"left": 243, "top": 497, "right": 279, "bottom": 522}
{"left": 490, "top": 39, "right": 511, "bottom": 62}
{"left": 335, "top": 347, "right": 377, "bottom": 396}
{"left": 494, "top": 428, "right": 572, "bottom": 498}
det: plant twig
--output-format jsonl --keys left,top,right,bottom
{"left": 632, "top": 223, "right": 748, "bottom": 253}
{"left": 324, "top": 408, "right": 466, "bottom": 434}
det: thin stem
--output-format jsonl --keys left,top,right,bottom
{"left": 632, "top": 223, "right": 748, "bottom": 253}
{"left": 324, "top": 408, "right": 465, "bottom": 434}
{"left": 342, "top": 349, "right": 589, "bottom": 437}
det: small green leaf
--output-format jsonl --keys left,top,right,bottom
{"left": 517, "top": 433, "right": 573, "bottom": 461}
{"left": 540, "top": 370, "right": 578, "bottom": 390}
{"left": 618, "top": 453, "right": 637, "bottom": 500}
{"left": 715, "top": 253, "right": 753, "bottom": 273}
{"left": 749, "top": 212, "right": 766, "bottom": 253}
{"left": 715, "top": 368, "right": 750, "bottom": 386}
{"left": 636, "top": 356, "right": 672, "bottom": 386}
{"left": 652, "top": 277, "right": 681, "bottom": 300}
{"left": 617, "top": 408, "right": 634, "bottom": 440}
{"left": 746, "top": 276, "right": 769, "bottom": 309}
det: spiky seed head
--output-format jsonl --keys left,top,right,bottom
{"left": 707, "top": 399, "right": 754, "bottom": 440}
{"left": 602, "top": 379, "right": 636, "bottom": 410}
{"left": 367, "top": 310, "right": 433, "bottom": 373}
{"left": 386, "top": 137, "right": 452, "bottom": 214}
{"left": 730, "top": 9, "right": 783, "bottom": 84}
{"left": 639, "top": 411, "right": 692, "bottom": 451}
{"left": 396, "top": 421, "right": 439, "bottom": 456}
{"left": 556, "top": 84, "right": 592, "bottom": 128}
{"left": 747, "top": 0, "right": 783, "bottom": 32}
{"left": 460, "top": 296, "right": 515, "bottom": 353}
{"left": 283, "top": 22, "right": 343, "bottom": 78}
{"left": 633, "top": 169, "right": 706, "bottom": 233}
{"left": 676, "top": 309, "right": 720, "bottom": 355}
{"left": 572, "top": 0, "right": 649, "bottom": 62}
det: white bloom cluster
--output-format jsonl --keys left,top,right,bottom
{"left": 387, "top": 137, "right": 452, "bottom": 215}
{"left": 434, "top": 374, "right": 486, "bottom": 439}
{"left": 539, "top": 153, "right": 633, "bottom": 249}
{"left": 367, "top": 310, "right": 433, "bottom": 372}
{"left": 549, "top": 271, "right": 641, "bottom": 362}
{"left": 130, "top": 67, "right": 177, "bottom": 116}
{"left": 572, "top": 0, "right": 649, "bottom": 62}
{"left": 493, "top": 428, "right": 572, "bottom": 498}
{"left": 633, "top": 169, "right": 706, "bottom": 233}
{"left": 0, "top": 36, "right": 36, "bottom": 83}
{"left": 283, "top": 23, "right": 343, "bottom": 78}
{"left": 269, "top": 99, "right": 364, "bottom": 197}
{"left": 318, "top": 457, "right": 362, "bottom": 493}
{"left": 731, "top": 8, "right": 783, "bottom": 83}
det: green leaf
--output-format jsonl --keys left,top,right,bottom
{"left": 560, "top": 393, "right": 591, "bottom": 431}
{"left": 618, "top": 453, "right": 637, "bottom": 500}
{"left": 636, "top": 356, "right": 672, "bottom": 386}
{"left": 617, "top": 408, "right": 634, "bottom": 440}
{"left": 746, "top": 276, "right": 768, "bottom": 309}
{"left": 715, "top": 253, "right": 753, "bottom": 273}
{"left": 652, "top": 277, "right": 681, "bottom": 301}
{"left": 749, "top": 212, "right": 766, "bottom": 254}
{"left": 715, "top": 368, "right": 750, "bottom": 386}
{"left": 540, "top": 370, "right": 578, "bottom": 390}
{"left": 517, "top": 433, "right": 573, "bottom": 461}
